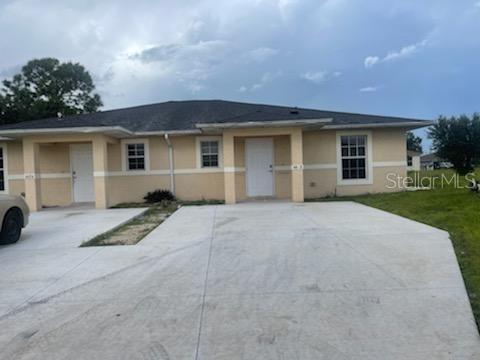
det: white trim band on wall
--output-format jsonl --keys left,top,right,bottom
{"left": 8, "top": 173, "right": 72, "bottom": 180}
{"left": 40, "top": 173, "right": 72, "bottom": 179}
{"left": 8, "top": 161, "right": 408, "bottom": 181}
{"left": 7, "top": 174, "right": 24, "bottom": 180}
{"left": 304, "top": 163, "right": 337, "bottom": 170}
{"left": 372, "top": 161, "right": 407, "bottom": 167}
{"left": 224, "top": 167, "right": 245, "bottom": 173}
{"left": 274, "top": 165, "right": 291, "bottom": 171}
{"left": 102, "top": 168, "right": 227, "bottom": 177}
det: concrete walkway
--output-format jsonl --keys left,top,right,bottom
{"left": 0, "top": 202, "right": 479, "bottom": 359}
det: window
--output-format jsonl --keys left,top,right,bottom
{"left": 340, "top": 135, "right": 367, "bottom": 179}
{"left": 195, "top": 137, "right": 222, "bottom": 169}
{"left": 407, "top": 155, "right": 413, "bottom": 167}
{"left": 0, "top": 147, "right": 4, "bottom": 191}
{"left": 121, "top": 139, "right": 149, "bottom": 172}
{"left": 126, "top": 143, "right": 145, "bottom": 170}
{"left": 200, "top": 141, "right": 219, "bottom": 167}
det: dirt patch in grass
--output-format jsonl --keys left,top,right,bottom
{"left": 80, "top": 202, "right": 178, "bottom": 247}
{"left": 110, "top": 199, "right": 224, "bottom": 208}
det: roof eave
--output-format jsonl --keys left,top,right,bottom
{"left": 195, "top": 118, "right": 333, "bottom": 130}
{"left": 322, "top": 121, "right": 433, "bottom": 130}
{"left": 134, "top": 129, "right": 202, "bottom": 136}
{"left": 0, "top": 126, "right": 135, "bottom": 138}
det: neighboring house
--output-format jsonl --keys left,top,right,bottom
{"left": 421, "top": 153, "right": 453, "bottom": 170}
{"left": 407, "top": 150, "right": 421, "bottom": 171}
{"left": 0, "top": 100, "right": 432, "bottom": 211}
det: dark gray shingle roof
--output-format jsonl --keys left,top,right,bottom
{"left": 0, "top": 99, "right": 429, "bottom": 132}
{"left": 420, "top": 153, "right": 441, "bottom": 162}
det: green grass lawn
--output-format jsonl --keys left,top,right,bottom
{"left": 309, "top": 169, "right": 480, "bottom": 326}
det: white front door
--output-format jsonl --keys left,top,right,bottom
{"left": 245, "top": 138, "right": 274, "bottom": 197}
{"left": 70, "top": 144, "right": 94, "bottom": 203}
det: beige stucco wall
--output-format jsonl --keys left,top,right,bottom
{"left": 39, "top": 143, "right": 70, "bottom": 173}
{"left": 274, "top": 136, "right": 292, "bottom": 199}
{"left": 303, "top": 128, "right": 407, "bottom": 198}
{"left": 2, "top": 127, "right": 408, "bottom": 207}
{"left": 304, "top": 169, "right": 337, "bottom": 198}
{"left": 7, "top": 141, "right": 70, "bottom": 175}
{"left": 334, "top": 166, "right": 407, "bottom": 197}
{"left": 107, "top": 143, "right": 122, "bottom": 171}
{"left": 6, "top": 142, "right": 73, "bottom": 206}
{"left": 231, "top": 135, "right": 292, "bottom": 200}
{"left": 41, "top": 178, "right": 72, "bottom": 206}
{"left": 234, "top": 138, "right": 246, "bottom": 201}
{"left": 303, "top": 128, "right": 407, "bottom": 164}
{"left": 7, "top": 141, "right": 24, "bottom": 175}
{"left": 8, "top": 179, "right": 25, "bottom": 196}
{"left": 107, "top": 175, "right": 171, "bottom": 204}
{"left": 171, "top": 136, "right": 197, "bottom": 169}
{"left": 105, "top": 135, "right": 224, "bottom": 204}
{"left": 38, "top": 144, "right": 72, "bottom": 206}
{"left": 104, "top": 135, "right": 223, "bottom": 204}
{"left": 107, "top": 172, "right": 225, "bottom": 204}
{"left": 5, "top": 141, "right": 25, "bottom": 197}
{"left": 175, "top": 173, "right": 225, "bottom": 200}
{"left": 107, "top": 136, "right": 171, "bottom": 172}
{"left": 372, "top": 128, "right": 407, "bottom": 161}
{"left": 303, "top": 130, "right": 337, "bottom": 165}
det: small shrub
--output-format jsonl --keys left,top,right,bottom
{"left": 143, "top": 189, "right": 175, "bottom": 203}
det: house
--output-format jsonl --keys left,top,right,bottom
{"left": 420, "top": 153, "right": 453, "bottom": 170}
{"left": 407, "top": 150, "right": 422, "bottom": 171}
{"left": 0, "top": 100, "right": 432, "bottom": 211}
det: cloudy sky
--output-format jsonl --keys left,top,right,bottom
{"left": 1, "top": 0, "right": 480, "bottom": 150}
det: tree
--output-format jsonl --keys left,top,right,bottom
{"left": 0, "top": 58, "right": 102, "bottom": 124}
{"left": 428, "top": 114, "right": 480, "bottom": 174}
{"left": 406, "top": 131, "right": 423, "bottom": 153}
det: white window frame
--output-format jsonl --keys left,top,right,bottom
{"left": 336, "top": 130, "right": 373, "bottom": 185}
{"left": 407, "top": 155, "right": 413, "bottom": 167}
{"left": 121, "top": 138, "right": 150, "bottom": 172}
{"left": 0, "top": 143, "right": 8, "bottom": 194}
{"left": 196, "top": 136, "right": 223, "bottom": 169}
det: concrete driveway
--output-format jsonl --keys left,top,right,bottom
{"left": 1, "top": 202, "right": 479, "bottom": 359}
{"left": 0, "top": 206, "right": 145, "bottom": 314}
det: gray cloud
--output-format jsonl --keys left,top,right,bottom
{"left": 301, "top": 70, "right": 342, "bottom": 84}
{"left": 243, "top": 47, "right": 279, "bottom": 63}
{"left": 0, "top": 0, "right": 478, "bottom": 151}
{"left": 131, "top": 40, "right": 229, "bottom": 65}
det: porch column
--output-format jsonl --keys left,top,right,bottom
{"left": 223, "top": 132, "right": 236, "bottom": 204}
{"left": 290, "top": 129, "right": 304, "bottom": 202}
{"left": 22, "top": 139, "right": 42, "bottom": 211}
{"left": 92, "top": 135, "right": 109, "bottom": 209}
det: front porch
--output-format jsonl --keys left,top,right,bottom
{"left": 222, "top": 127, "right": 304, "bottom": 204}
{"left": 22, "top": 134, "right": 114, "bottom": 211}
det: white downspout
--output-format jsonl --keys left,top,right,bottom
{"left": 164, "top": 134, "right": 175, "bottom": 196}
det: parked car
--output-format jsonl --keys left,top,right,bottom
{"left": 0, "top": 195, "right": 29, "bottom": 245}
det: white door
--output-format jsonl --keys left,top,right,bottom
{"left": 70, "top": 144, "right": 94, "bottom": 202}
{"left": 245, "top": 138, "right": 274, "bottom": 197}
